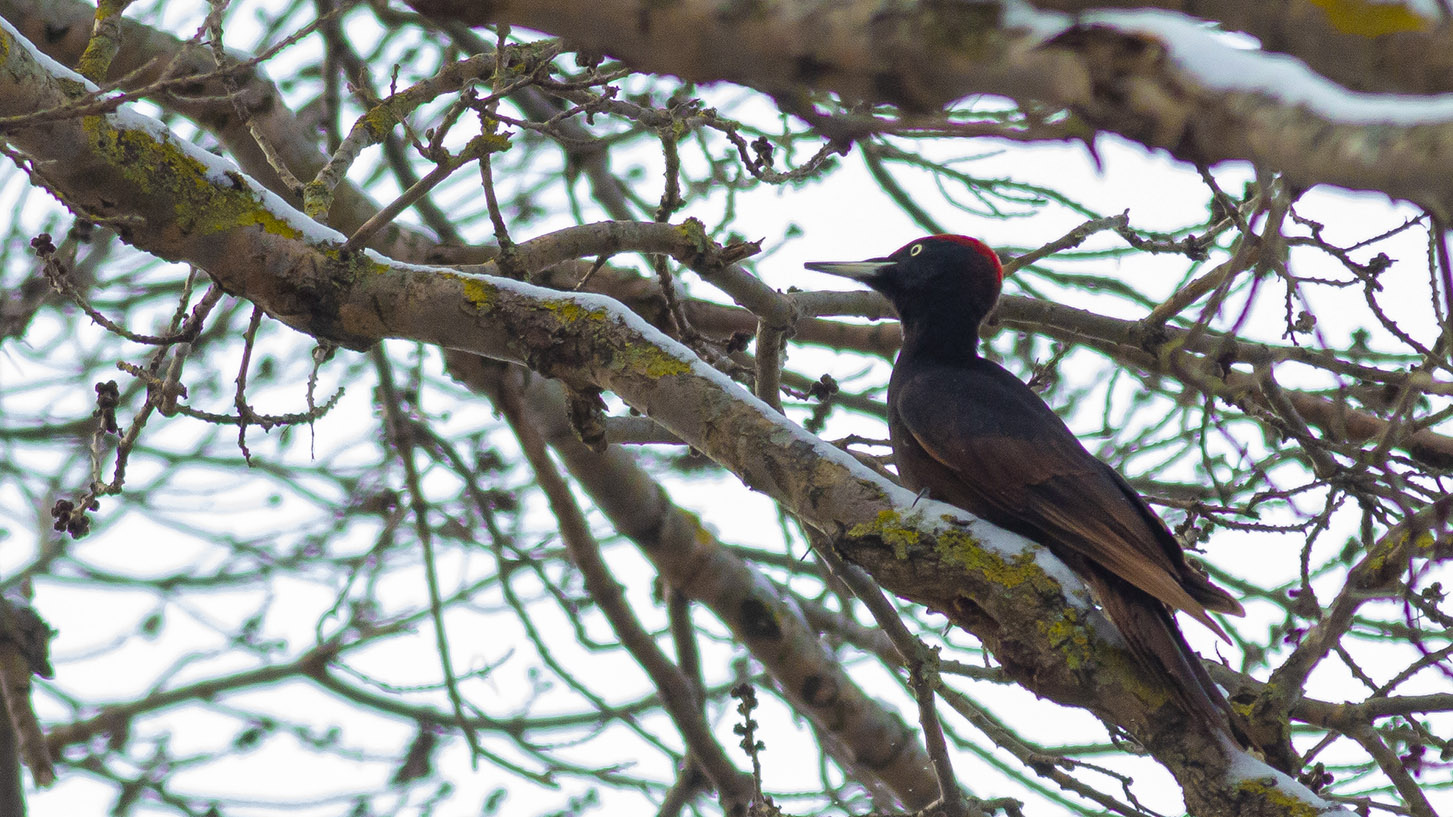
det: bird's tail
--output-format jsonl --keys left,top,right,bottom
{"left": 1091, "top": 572, "right": 1253, "bottom": 749}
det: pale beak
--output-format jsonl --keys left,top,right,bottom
{"left": 804, "top": 259, "right": 893, "bottom": 281}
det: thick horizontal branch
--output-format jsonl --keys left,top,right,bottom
{"left": 1034, "top": 0, "right": 1453, "bottom": 95}
{"left": 410, "top": 0, "right": 1453, "bottom": 211}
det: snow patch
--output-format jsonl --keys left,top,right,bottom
{"left": 2, "top": 16, "right": 345, "bottom": 245}
{"left": 1006, "top": 3, "right": 1453, "bottom": 125}
{"left": 1, "top": 15, "right": 99, "bottom": 91}
{"left": 1223, "top": 738, "right": 1349, "bottom": 813}
{"left": 103, "top": 107, "right": 346, "bottom": 244}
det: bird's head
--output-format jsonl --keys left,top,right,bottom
{"left": 806, "top": 235, "right": 1004, "bottom": 328}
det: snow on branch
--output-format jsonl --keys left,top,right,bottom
{"left": 411, "top": 0, "right": 1453, "bottom": 211}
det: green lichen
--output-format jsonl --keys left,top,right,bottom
{"left": 618, "top": 342, "right": 692, "bottom": 379}
{"left": 1152, "top": 334, "right": 1187, "bottom": 369}
{"left": 1309, "top": 0, "right": 1429, "bottom": 35}
{"left": 440, "top": 269, "right": 494, "bottom": 311}
{"left": 469, "top": 128, "right": 513, "bottom": 155}
{"left": 327, "top": 249, "right": 389, "bottom": 280}
{"left": 1042, "top": 614, "right": 1092, "bottom": 670}
{"left": 683, "top": 511, "right": 713, "bottom": 545}
{"left": 82, "top": 117, "right": 302, "bottom": 240}
{"left": 300, "top": 179, "right": 332, "bottom": 220}
{"left": 929, "top": 523, "right": 1125, "bottom": 676}
{"left": 1233, "top": 777, "right": 1324, "bottom": 817}
{"left": 543, "top": 299, "right": 608, "bottom": 324}
{"left": 74, "top": 0, "right": 131, "bottom": 82}
{"left": 847, "top": 509, "right": 922, "bottom": 560}
{"left": 460, "top": 278, "right": 495, "bottom": 311}
{"left": 932, "top": 523, "right": 1054, "bottom": 594}
{"left": 848, "top": 509, "right": 1056, "bottom": 589}
{"left": 1040, "top": 599, "right": 1168, "bottom": 701}
{"left": 849, "top": 506, "right": 1184, "bottom": 706}
{"left": 361, "top": 104, "right": 403, "bottom": 140}
{"left": 674, "top": 217, "right": 710, "bottom": 253}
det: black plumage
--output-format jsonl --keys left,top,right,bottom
{"left": 808, "top": 234, "right": 1246, "bottom": 741}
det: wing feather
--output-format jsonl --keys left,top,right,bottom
{"left": 890, "top": 362, "right": 1234, "bottom": 635}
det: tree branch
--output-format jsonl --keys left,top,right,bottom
{"left": 409, "top": 0, "right": 1453, "bottom": 212}
{"left": 0, "top": 24, "right": 1356, "bottom": 814}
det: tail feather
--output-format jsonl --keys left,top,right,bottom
{"left": 1089, "top": 570, "right": 1252, "bottom": 748}
{"left": 1183, "top": 567, "right": 1247, "bottom": 618}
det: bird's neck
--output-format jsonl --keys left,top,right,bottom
{"left": 898, "top": 318, "right": 983, "bottom": 366}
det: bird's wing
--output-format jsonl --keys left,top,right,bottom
{"left": 892, "top": 363, "right": 1229, "bottom": 634}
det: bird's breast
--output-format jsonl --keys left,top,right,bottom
{"left": 887, "top": 410, "right": 956, "bottom": 504}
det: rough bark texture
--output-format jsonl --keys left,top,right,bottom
{"left": 1034, "top": 0, "right": 1453, "bottom": 94}
{"left": 406, "top": 0, "right": 1453, "bottom": 213}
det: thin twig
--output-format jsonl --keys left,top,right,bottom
{"left": 493, "top": 377, "right": 755, "bottom": 814}
{"left": 807, "top": 530, "right": 979, "bottom": 817}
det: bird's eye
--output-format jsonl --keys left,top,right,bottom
{"left": 910, "top": 244, "right": 923, "bottom": 256}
